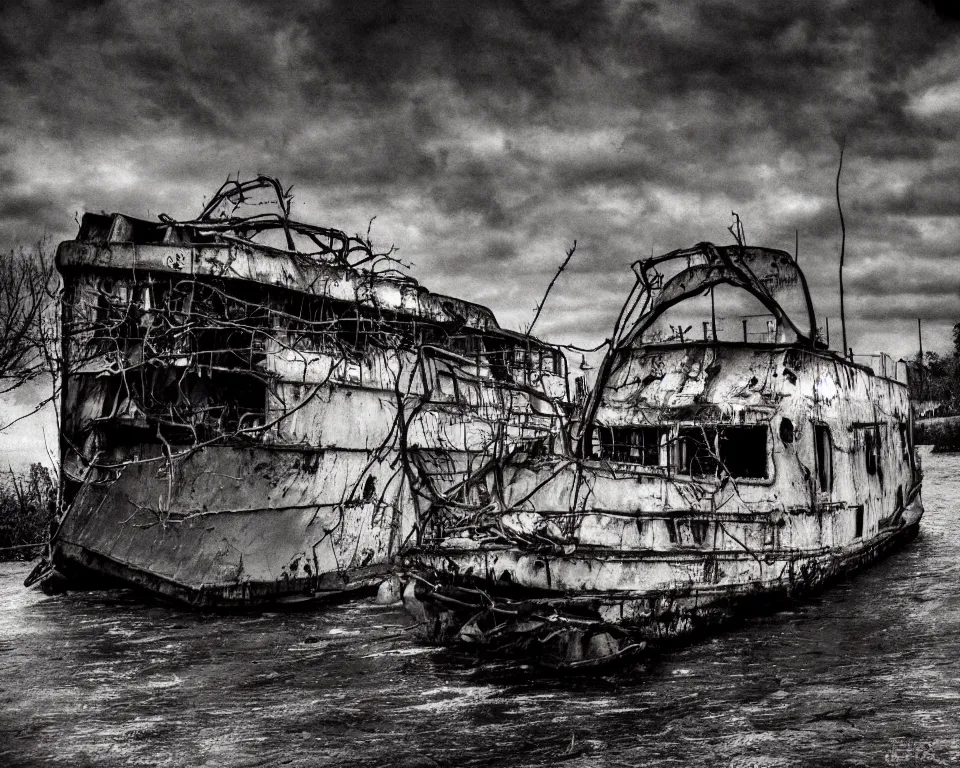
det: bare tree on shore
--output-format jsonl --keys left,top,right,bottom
{"left": 0, "top": 243, "right": 61, "bottom": 427}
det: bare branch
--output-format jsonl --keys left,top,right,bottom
{"left": 528, "top": 240, "right": 577, "bottom": 336}
{"left": 0, "top": 243, "right": 58, "bottom": 399}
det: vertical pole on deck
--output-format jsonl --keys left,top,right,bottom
{"left": 710, "top": 288, "right": 718, "bottom": 341}
{"left": 742, "top": 319, "right": 748, "bottom": 342}
{"left": 918, "top": 318, "right": 924, "bottom": 358}
{"left": 836, "top": 141, "right": 848, "bottom": 359}
{"left": 826, "top": 317, "right": 831, "bottom": 348}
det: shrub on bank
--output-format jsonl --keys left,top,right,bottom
{"left": 0, "top": 463, "right": 55, "bottom": 561}
{"left": 914, "top": 417, "right": 960, "bottom": 453}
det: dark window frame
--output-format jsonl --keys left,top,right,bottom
{"left": 813, "top": 422, "right": 833, "bottom": 493}
{"left": 675, "top": 424, "right": 769, "bottom": 480}
{"left": 594, "top": 425, "right": 664, "bottom": 466}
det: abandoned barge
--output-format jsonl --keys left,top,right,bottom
{"left": 403, "top": 240, "right": 924, "bottom": 668}
{"left": 32, "top": 176, "right": 568, "bottom": 607}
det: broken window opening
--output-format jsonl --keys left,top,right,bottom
{"left": 593, "top": 426, "right": 663, "bottom": 465}
{"left": 665, "top": 517, "right": 678, "bottom": 544}
{"left": 861, "top": 425, "right": 881, "bottom": 477}
{"left": 814, "top": 423, "right": 832, "bottom": 493}
{"left": 689, "top": 520, "right": 709, "bottom": 545}
{"left": 285, "top": 298, "right": 336, "bottom": 352}
{"left": 718, "top": 425, "right": 768, "bottom": 479}
{"left": 674, "top": 425, "right": 768, "bottom": 479}
{"left": 436, "top": 371, "right": 459, "bottom": 401}
{"left": 362, "top": 476, "right": 377, "bottom": 503}
{"left": 779, "top": 417, "right": 794, "bottom": 444}
{"left": 676, "top": 427, "right": 719, "bottom": 476}
{"left": 110, "top": 367, "right": 268, "bottom": 445}
{"left": 333, "top": 314, "right": 375, "bottom": 355}
{"left": 448, "top": 333, "right": 483, "bottom": 366}
{"left": 478, "top": 337, "right": 560, "bottom": 382}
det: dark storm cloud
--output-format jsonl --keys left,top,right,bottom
{"left": 294, "top": 0, "right": 613, "bottom": 99}
{"left": 859, "top": 165, "right": 960, "bottom": 216}
{"left": 1, "top": 0, "right": 959, "bottom": 357}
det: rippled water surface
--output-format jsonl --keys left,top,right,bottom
{"left": 2, "top": 448, "right": 959, "bottom": 767}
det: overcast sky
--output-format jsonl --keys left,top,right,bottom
{"left": 2, "top": 0, "right": 960, "bottom": 462}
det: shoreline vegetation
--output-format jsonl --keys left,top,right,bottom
{"left": 915, "top": 415, "right": 960, "bottom": 453}
{"left": 908, "top": 323, "right": 960, "bottom": 418}
{"left": 0, "top": 463, "right": 55, "bottom": 563}
{"left": 908, "top": 323, "right": 960, "bottom": 453}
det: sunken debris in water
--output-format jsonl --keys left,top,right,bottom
{"left": 402, "top": 241, "right": 924, "bottom": 669}
{"left": 31, "top": 176, "right": 569, "bottom": 607}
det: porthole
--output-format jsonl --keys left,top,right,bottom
{"left": 779, "top": 417, "right": 795, "bottom": 444}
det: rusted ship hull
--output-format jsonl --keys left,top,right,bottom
{"left": 51, "top": 445, "right": 416, "bottom": 606}
{"left": 404, "top": 494, "right": 922, "bottom": 668}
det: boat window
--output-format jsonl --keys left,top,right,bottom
{"left": 448, "top": 334, "right": 481, "bottom": 362}
{"left": 362, "top": 475, "right": 377, "bottom": 503}
{"left": 595, "top": 426, "right": 663, "bottom": 465}
{"left": 855, "top": 506, "right": 864, "bottom": 538}
{"left": 481, "top": 339, "right": 511, "bottom": 381}
{"left": 119, "top": 368, "right": 267, "bottom": 443}
{"left": 814, "top": 423, "right": 832, "bottom": 492}
{"left": 665, "top": 518, "right": 678, "bottom": 543}
{"left": 863, "top": 426, "right": 880, "bottom": 476}
{"left": 675, "top": 425, "right": 768, "bottom": 478}
{"left": 779, "top": 417, "right": 794, "bottom": 444}
{"left": 676, "top": 427, "right": 718, "bottom": 476}
{"left": 689, "top": 520, "right": 709, "bottom": 545}
{"left": 479, "top": 337, "right": 560, "bottom": 380}
{"left": 437, "top": 371, "right": 459, "bottom": 400}
{"left": 334, "top": 315, "right": 373, "bottom": 353}
{"left": 536, "top": 347, "right": 559, "bottom": 375}
{"left": 574, "top": 376, "right": 587, "bottom": 403}
{"left": 718, "top": 426, "right": 768, "bottom": 479}
{"left": 286, "top": 299, "right": 334, "bottom": 351}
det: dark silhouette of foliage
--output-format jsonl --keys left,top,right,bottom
{"left": 0, "top": 463, "right": 55, "bottom": 561}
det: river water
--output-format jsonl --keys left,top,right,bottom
{"left": 1, "top": 447, "right": 958, "bottom": 767}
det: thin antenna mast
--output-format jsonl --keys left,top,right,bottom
{"left": 836, "top": 141, "right": 848, "bottom": 359}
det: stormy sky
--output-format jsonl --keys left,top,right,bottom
{"left": 2, "top": 0, "right": 960, "bottom": 461}
{"left": 4, "top": 0, "right": 960, "bottom": 348}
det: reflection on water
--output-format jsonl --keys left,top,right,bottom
{"left": 1, "top": 448, "right": 959, "bottom": 767}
